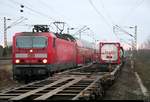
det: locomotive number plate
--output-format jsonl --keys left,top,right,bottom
{"left": 28, "top": 54, "right": 35, "bottom": 58}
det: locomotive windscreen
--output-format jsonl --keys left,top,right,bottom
{"left": 16, "top": 36, "right": 47, "bottom": 48}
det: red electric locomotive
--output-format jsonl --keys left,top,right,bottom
{"left": 12, "top": 25, "right": 76, "bottom": 81}
{"left": 12, "top": 25, "right": 95, "bottom": 82}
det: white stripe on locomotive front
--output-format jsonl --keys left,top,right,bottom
{"left": 15, "top": 54, "right": 28, "bottom": 58}
{"left": 35, "top": 54, "right": 47, "bottom": 58}
{"left": 15, "top": 53, "right": 47, "bottom": 58}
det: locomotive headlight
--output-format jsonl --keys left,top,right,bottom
{"left": 30, "top": 49, "right": 33, "bottom": 53}
{"left": 15, "top": 59, "right": 20, "bottom": 63}
{"left": 42, "top": 59, "right": 47, "bottom": 63}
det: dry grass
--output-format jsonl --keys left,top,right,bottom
{"left": 0, "top": 66, "right": 11, "bottom": 81}
{"left": 135, "top": 50, "right": 150, "bottom": 94}
{"left": 104, "top": 60, "right": 143, "bottom": 100}
{"left": 0, "top": 64, "right": 17, "bottom": 91}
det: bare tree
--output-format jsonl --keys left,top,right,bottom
{"left": 144, "top": 35, "right": 150, "bottom": 49}
{"left": 0, "top": 45, "right": 3, "bottom": 57}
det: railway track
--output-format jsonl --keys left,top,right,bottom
{"left": 0, "top": 63, "right": 122, "bottom": 101}
{"left": 0, "top": 58, "right": 12, "bottom": 65}
{"left": 0, "top": 57, "right": 12, "bottom": 60}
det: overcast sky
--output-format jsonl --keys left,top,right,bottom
{"left": 0, "top": 0, "right": 150, "bottom": 49}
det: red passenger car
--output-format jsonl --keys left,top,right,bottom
{"left": 76, "top": 39, "right": 95, "bottom": 66}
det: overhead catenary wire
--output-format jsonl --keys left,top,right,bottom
{"left": 7, "top": 0, "right": 73, "bottom": 33}
{"left": 119, "top": 0, "right": 145, "bottom": 24}
{"left": 98, "top": 0, "right": 132, "bottom": 44}
{"left": 113, "top": 0, "right": 145, "bottom": 46}
{"left": 7, "top": 0, "right": 56, "bottom": 21}
{"left": 23, "top": 0, "right": 54, "bottom": 18}
{"left": 36, "top": 0, "right": 57, "bottom": 14}
{"left": 98, "top": 0, "right": 123, "bottom": 42}
{"left": 113, "top": 28, "right": 132, "bottom": 46}
{"left": 99, "top": 0, "right": 115, "bottom": 25}
{"left": 7, "top": 17, "right": 24, "bottom": 28}
{"left": 97, "top": 0, "right": 140, "bottom": 47}
{"left": 5, "top": 0, "right": 97, "bottom": 41}
{"left": 1, "top": 0, "right": 18, "bottom": 10}
{"left": 19, "top": 0, "right": 51, "bottom": 19}
{"left": 8, "top": 18, "right": 28, "bottom": 29}
{"left": 88, "top": 0, "right": 123, "bottom": 43}
{"left": 0, "top": 1, "right": 19, "bottom": 16}
{"left": 36, "top": 0, "right": 72, "bottom": 29}
{"left": 88, "top": 0, "right": 113, "bottom": 31}
{"left": 89, "top": 0, "right": 144, "bottom": 49}
{"left": 20, "top": 0, "right": 72, "bottom": 31}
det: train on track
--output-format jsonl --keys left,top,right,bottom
{"left": 12, "top": 25, "right": 95, "bottom": 82}
{"left": 12, "top": 25, "right": 125, "bottom": 82}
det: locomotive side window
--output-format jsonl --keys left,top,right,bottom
{"left": 16, "top": 36, "right": 47, "bottom": 48}
{"left": 53, "top": 38, "right": 56, "bottom": 47}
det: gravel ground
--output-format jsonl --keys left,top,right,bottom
{"left": 0, "top": 60, "right": 12, "bottom": 65}
{"left": 0, "top": 62, "right": 23, "bottom": 92}
{"left": 0, "top": 60, "right": 148, "bottom": 100}
{"left": 103, "top": 61, "right": 145, "bottom": 100}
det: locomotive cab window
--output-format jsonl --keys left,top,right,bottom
{"left": 16, "top": 36, "right": 48, "bottom": 48}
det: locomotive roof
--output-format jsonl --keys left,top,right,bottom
{"left": 14, "top": 32, "right": 53, "bottom": 36}
{"left": 54, "top": 33, "right": 76, "bottom": 42}
{"left": 14, "top": 32, "right": 76, "bottom": 42}
{"left": 14, "top": 32, "right": 95, "bottom": 48}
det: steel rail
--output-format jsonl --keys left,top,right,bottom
{"left": 0, "top": 64, "right": 122, "bottom": 100}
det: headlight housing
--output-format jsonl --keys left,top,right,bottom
{"left": 42, "top": 59, "right": 47, "bottom": 63}
{"left": 15, "top": 59, "right": 20, "bottom": 63}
